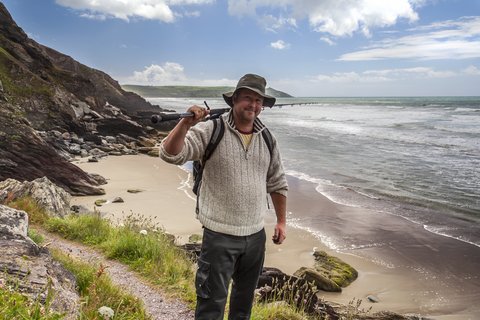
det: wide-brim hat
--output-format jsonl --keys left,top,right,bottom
{"left": 223, "top": 73, "right": 276, "bottom": 108}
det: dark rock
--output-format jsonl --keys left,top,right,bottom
{"left": 0, "top": 2, "right": 167, "bottom": 196}
{"left": 127, "top": 189, "right": 144, "bottom": 193}
{"left": 0, "top": 128, "right": 105, "bottom": 196}
{"left": 112, "top": 197, "right": 124, "bottom": 203}
{"left": 70, "top": 204, "right": 89, "bottom": 215}
{"left": 88, "top": 173, "right": 107, "bottom": 185}
{"left": 179, "top": 242, "right": 202, "bottom": 261}
{"left": 257, "top": 267, "right": 321, "bottom": 315}
{"left": 138, "top": 136, "right": 156, "bottom": 148}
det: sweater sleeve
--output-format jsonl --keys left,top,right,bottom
{"left": 266, "top": 135, "right": 288, "bottom": 197}
{"left": 159, "top": 121, "right": 212, "bottom": 165}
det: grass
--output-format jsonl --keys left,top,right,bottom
{"left": 44, "top": 211, "right": 197, "bottom": 305}
{"left": 8, "top": 197, "right": 333, "bottom": 319}
{"left": 0, "top": 280, "right": 64, "bottom": 320}
{"left": 0, "top": 45, "right": 53, "bottom": 100}
{"left": 52, "top": 250, "right": 150, "bottom": 320}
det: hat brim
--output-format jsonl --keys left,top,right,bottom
{"left": 223, "top": 86, "right": 276, "bottom": 108}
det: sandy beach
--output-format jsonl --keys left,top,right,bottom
{"left": 71, "top": 154, "right": 480, "bottom": 320}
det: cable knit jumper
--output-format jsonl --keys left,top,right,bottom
{"left": 159, "top": 111, "right": 288, "bottom": 236}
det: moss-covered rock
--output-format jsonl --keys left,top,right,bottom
{"left": 313, "top": 250, "right": 358, "bottom": 287}
{"left": 188, "top": 234, "right": 202, "bottom": 243}
{"left": 94, "top": 199, "right": 107, "bottom": 206}
{"left": 293, "top": 267, "right": 341, "bottom": 292}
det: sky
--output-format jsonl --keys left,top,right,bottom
{"left": 3, "top": 0, "right": 480, "bottom": 97}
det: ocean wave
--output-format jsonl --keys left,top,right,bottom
{"left": 423, "top": 225, "right": 480, "bottom": 248}
{"left": 454, "top": 107, "right": 480, "bottom": 112}
{"left": 285, "top": 169, "right": 380, "bottom": 208}
{"left": 288, "top": 220, "right": 341, "bottom": 250}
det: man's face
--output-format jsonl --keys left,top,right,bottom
{"left": 232, "top": 89, "right": 264, "bottom": 123}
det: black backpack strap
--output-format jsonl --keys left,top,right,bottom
{"left": 261, "top": 127, "right": 274, "bottom": 159}
{"left": 204, "top": 117, "right": 225, "bottom": 162}
{"left": 195, "top": 118, "right": 225, "bottom": 213}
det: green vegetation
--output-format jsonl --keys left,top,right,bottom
{"left": 31, "top": 209, "right": 197, "bottom": 305}
{"left": 313, "top": 251, "right": 358, "bottom": 287}
{"left": 9, "top": 198, "right": 323, "bottom": 319}
{"left": 52, "top": 250, "right": 150, "bottom": 320}
{"left": 122, "top": 84, "right": 292, "bottom": 98}
{"left": 0, "top": 282, "right": 64, "bottom": 320}
{"left": 0, "top": 45, "right": 53, "bottom": 100}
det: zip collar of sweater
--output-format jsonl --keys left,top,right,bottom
{"left": 226, "top": 110, "right": 267, "bottom": 133}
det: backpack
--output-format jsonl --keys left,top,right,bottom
{"left": 192, "top": 117, "right": 274, "bottom": 196}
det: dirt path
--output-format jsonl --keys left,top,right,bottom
{"left": 40, "top": 231, "right": 195, "bottom": 320}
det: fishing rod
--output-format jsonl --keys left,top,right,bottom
{"left": 150, "top": 100, "right": 315, "bottom": 123}
{"left": 151, "top": 106, "right": 229, "bottom": 123}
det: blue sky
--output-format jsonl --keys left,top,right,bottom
{"left": 3, "top": 0, "right": 480, "bottom": 96}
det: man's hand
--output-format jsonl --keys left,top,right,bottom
{"left": 272, "top": 221, "right": 286, "bottom": 244}
{"left": 181, "top": 105, "right": 210, "bottom": 127}
{"left": 162, "top": 105, "right": 209, "bottom": 155}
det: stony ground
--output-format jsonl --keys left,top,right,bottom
{"left": 40, "top": 231, "right": 195, "bottom": 320}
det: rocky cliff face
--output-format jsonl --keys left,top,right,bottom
{"left": 0, "top": 3, "right": 166, "bottom": 195}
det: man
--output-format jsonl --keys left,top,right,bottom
{"left": 159, "top": 73, "right": 288, "bottom": 320}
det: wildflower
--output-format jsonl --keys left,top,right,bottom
{"left": 98, "top": 306, "right": 115, "bottom": 319}
{"left": 139, "top": 229, "right": 148, "bottom": 235}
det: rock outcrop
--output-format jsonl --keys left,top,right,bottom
{"left": 292, "top": 250, "right": 358, "bottom": 292}
{"left": 0, "top": 3, "right": 167, "bottom": 195}
{"left": 0, "top": 204, "right": 80, "bottom": 319}
{"left": 0, "top": 177, "right": 73, "bottom": 217}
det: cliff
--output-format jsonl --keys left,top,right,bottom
{"left": 0, "top": 3, "right": 166, "bottom": 195}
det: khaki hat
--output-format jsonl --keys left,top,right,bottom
{"left": 223, "top": 73, "right": 276, "bottom": 107}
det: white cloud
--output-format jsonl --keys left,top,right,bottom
{"left": 271, "top": 40, "right": 290, "bottom": 50}
{"left": 463, "top": 65, "right": 480, "bottom": 75}
{"left": 80, "top": 13, "right": 107, "bottom": 20}
{"left": 227, "top": 0, "right": 418, "bottom": 37}
{"left": 260, "top": 15, "right": 297, "bottom": 33}
{"left": 125, "top": 63, "right": 238, "bottom": 86}
{"left": 320, "top": 37, "right": 335, "bottom": 46}
{"left": 363, "top": 67, "right": 456, "bottom": 78}
{"left": 313, "top": 71, "right": 389, "bottom": 83}
{"left": 313, "top": 66, "right": 456, "bottom": 83}
{"left": 131, "top": 62, "right": 187, "bottom": 84}
{"left": 339, "top": 16, "right": 480, "bottom": 61}
{"left": 55, "top": 0, "right": 213, "bottom": 22}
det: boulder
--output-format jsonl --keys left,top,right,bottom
{"left": 313, "top": 250, "right": 358, "bottom": 287}
{"left": 112, "top": 197, "right": 124, "bottom": 203}
{"left": 0, "top": 205, "right": 80, "bottom": 319}
{"left": 257, "top": 267, "right": 322, "bottom": 315}
{"left": 294, "top": 267, "right": 341, "bottom": 292}
{"left": 138, "top": 136, "right": 157, "bottom": 148}
{"left": 0, "top": 177, "right": 71, "bottom": 217}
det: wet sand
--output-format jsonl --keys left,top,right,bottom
{"left": 71, "top": 155, "right": 480, "bottom": 319}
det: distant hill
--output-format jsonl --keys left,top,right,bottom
{"left": 121, "top": 85, "right": 293, "bottom": 98}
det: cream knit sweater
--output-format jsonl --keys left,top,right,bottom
{"left": 159, "top": 112, "right": 288, "bottom": 236}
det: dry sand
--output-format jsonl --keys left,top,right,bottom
{"left": 71, "top": 154, "right": 479, "bottom": 320}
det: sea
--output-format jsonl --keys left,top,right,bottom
{"left": 147, "top": 96, "right": 480, "bottom": 250}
